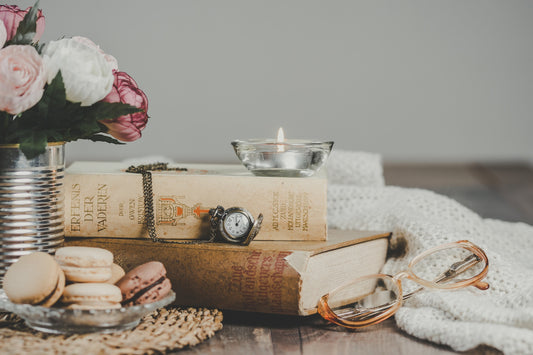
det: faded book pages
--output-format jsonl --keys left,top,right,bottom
{"left": 289, "top": 237, "right": 389, "bottom": 315}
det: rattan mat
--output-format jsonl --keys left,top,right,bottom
{"left": 0, "top": 307, "right": 223, "bottom": 355}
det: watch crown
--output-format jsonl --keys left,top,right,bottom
{"left": 209, "top": 205, "right": 225, "bottom": 218}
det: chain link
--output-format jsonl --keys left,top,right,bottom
{"left": 126, "top": 163, "right": 215, "bottom": 244}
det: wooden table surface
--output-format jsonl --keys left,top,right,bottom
{"left": 177, "top": 163, "right": 532, "bottom": 355}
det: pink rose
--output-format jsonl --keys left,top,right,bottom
{"left": 100, "top": 71, "right": 148, "bottom": 142}
{"left": 0, "top": 45, "right": 47, "bottom": 115}
{"left": 0, "top": 5, "right": 45, "bottom": 43}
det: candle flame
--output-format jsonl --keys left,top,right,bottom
{"left": 276, "top": 127, "right": 285, "bottom": 142}
{"left": 276, "top": 127, "right": 285, "bottom": 152}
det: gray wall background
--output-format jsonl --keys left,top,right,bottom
{"left": 19, "top": 0, "right": 533, "bottom": 164}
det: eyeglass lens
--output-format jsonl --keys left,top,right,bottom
{"left": 410, "top": 246, "right": 485, "bottom": 286}
{"left": 326, "top": 275, "right": 400, "bottom": 321}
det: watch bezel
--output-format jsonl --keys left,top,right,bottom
{"left": 219, "top": 207, "right": 255, "bottom": 243}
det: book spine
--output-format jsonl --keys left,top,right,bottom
{"left": 65, "top": 238, "right": 303, "bottom": 315}
{"left": 64, "top": 172, "right": 327, "bottom": 241}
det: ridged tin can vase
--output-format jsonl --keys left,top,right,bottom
{"left": 0, "top": 142, "right": 65, "bottom": 285}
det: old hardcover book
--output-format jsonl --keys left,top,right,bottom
{"left": 64, "top": 162, "right": 327, "bottom": 241}
{"left": 65, "top": 229, "right": 390, "bottom": 315}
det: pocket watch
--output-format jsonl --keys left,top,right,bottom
{"left": 209, "top": 206, "right": 263, "bottom": 245}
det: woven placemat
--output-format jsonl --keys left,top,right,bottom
{"left": 0, "top": 307, "right": 223, "bottom": 355}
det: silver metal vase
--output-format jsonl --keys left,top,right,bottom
{"left": 0, "top": 142, "right": 65, "bottom": 285}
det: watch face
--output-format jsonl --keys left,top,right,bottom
{"left": 223, "top": 212, "right": 250, "bottom": 238}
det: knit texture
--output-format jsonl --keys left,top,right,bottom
{"left": 327, "top": 150, "right": 533, "bottom": 355}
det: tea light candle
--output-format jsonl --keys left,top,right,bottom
{"left": 231, "top": 128, "right": 333, "bottom": 177}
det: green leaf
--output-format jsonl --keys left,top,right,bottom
{"left": 34, "top": 42, "right": 45, "bottom": 54}
{"left": 38, "top": 71, "right": 67, "bottom": 121}
{"left": 75, "top": 119, "right": 101, "bottom": 134}
{"left": 88, "top": 134, "right": 125, "bottom": 145}
{"left": 7, "top": 0, "right": 41, "bottom": 45}
{"left": 82, "top": 102, "right": 142, "bottom": 122}
{"left": 19, "top": 130, "right": 47, "bottom": 160}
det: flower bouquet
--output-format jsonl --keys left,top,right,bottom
{"left": 0, "top": 1, "right": 148, "bottom": 159}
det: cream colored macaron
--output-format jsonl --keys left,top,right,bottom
{"left": 55, "top": 247, "right": 113, "bottom": 282}
{"left": 106, "top": 263, "right": 126, "bottom": 285}
{"left": 3, "top": 252, "right": 65, "bottom": 307}
{"left": 61, "top": 283, "right": 122, "bottom": 309}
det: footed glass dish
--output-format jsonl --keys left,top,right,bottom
{"left": 0, "top": 289, "right": 175, "bottom": 334}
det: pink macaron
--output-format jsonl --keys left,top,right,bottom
{"left": 116, "top": 261, "right": 172, "bottom": 306}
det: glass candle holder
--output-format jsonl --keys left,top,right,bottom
{"left": 231, "top": 139, "right": 334, "bottom": 177}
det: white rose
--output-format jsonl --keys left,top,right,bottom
{"left": 71, "top": 36, "right": 118, "bottom": 71}
{"left": 42, "top": 38, "right": 114, "bottom": 106}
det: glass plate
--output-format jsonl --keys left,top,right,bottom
{"left": 0, "top": 289, "right": 175, "bottom": 334}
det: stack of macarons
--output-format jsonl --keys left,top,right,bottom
{"left": 2, "top": 246, "right": 172, "bottom": 310}
{"left": 55, "top": 246, "right": 124, "bottom": 309}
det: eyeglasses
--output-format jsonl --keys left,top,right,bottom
{"left": 317, "top": 240, "right": 489, "bottom": 329}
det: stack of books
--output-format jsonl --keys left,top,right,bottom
{"left": 64, "top": 162, "right": 390, "bottom": 315}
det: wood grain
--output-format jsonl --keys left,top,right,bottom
{"left": 474, "top": 163, "right": 533, "bottom": 224}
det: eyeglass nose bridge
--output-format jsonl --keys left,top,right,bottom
{"left": 392, "top": 270, "right": 411, "bottom": 282}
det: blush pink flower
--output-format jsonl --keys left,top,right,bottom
{"left": 0, "top": 45, "right": 47, "bottom": 115}
{"left": 0, "top": 5, "right": 45, "bottom": 43}
{"left": 100, "top": 71, "right": 148, "bottom": 142}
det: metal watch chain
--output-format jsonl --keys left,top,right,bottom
{"left": 126, "top": 163, "right": 216, "bottom": 244}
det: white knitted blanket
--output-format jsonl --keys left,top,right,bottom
{"left": 327, "top": 150, "right": 533, "bottom": 355}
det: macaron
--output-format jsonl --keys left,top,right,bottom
{"left": 61, "top": 283, "right": 122, "bottom": 309}
{"left": 106, "top": 263, "right": 126, "bottom": 285}
{"left": 3, "top": 252, "right": 65, "bottom": 307}
{"left": 116, "top": 261, "right": 172, "bottom": 306}
{"left": 55, "top": 246, "right": 113, "bottom": 282}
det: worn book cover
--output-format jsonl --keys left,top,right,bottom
{"left": 64, "top": 162, "right": 327, "bottom": 241}
{"left": 65, "top": 229, "right": 390, "bottom": 315}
